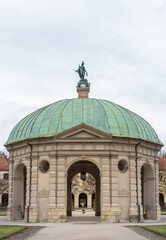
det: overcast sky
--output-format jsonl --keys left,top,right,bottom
{"left": 0, "top": 0, "right": 166, "bottom": 152}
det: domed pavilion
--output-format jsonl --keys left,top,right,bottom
{"left": 5, "top": 63, "right": 162, "bottom": 222}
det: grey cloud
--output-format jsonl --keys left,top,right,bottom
{"left": 0, "top": 0, "right": 166, "bottom": 149}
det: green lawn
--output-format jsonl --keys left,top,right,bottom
{"left": 142, "top": 225, "right": 166, "bottom": 237}
{"left": 0, "top": 226, "right": 27, "bottom": 239}
{"left": 161, "top": 212, "right": 166, "bottom": 215}
{"left": 0, "top": 212, "right": 7, "bottom": 216}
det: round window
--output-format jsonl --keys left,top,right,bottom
{"left": 118, "top": 160, "right": 128, "bottom": 173}
{"left": 39, "top": 160, "right": 50, "bottom": 173}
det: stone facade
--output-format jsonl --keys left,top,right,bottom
{"left": 6, "top": 124, "right": 161, "bottom": 223}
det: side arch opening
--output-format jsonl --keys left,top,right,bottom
{"left": 13, "top": 163, "right": 27, "bottom": 220}
{"left": 141, "top": 163, "right": 155, "bottom": 219}
{"left": 159, "top": 193, "right": 165, "bottom": 211}
{"left": 1, "top": 193, "right": 8, "bottom": 207}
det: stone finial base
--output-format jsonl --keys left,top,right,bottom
{"left": 77, "top": 89, "right": 89, "bottom": 98}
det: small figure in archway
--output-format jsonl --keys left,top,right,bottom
{"left": 74, "top": 61, "right": 88, "bottom": 80}
{"left": 82, "top": 209, "right": 85, "bottom": 214}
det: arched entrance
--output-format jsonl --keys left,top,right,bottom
{"left": 2, "top": 193, "right": 8, "bottom": 207}
{"left": 79, "top": 193, "right": 87, "bottom": 208}
{"left": 141, "top": 163, "right": 155, "bottom": 219}
{"left": 159, "top": 193, "right": 165, "bottom": 211}
{"left": 13, "top": 163, "right": 27, "bottom": 220}
{"left": 67, "top": 160, "right": 100, "bottom": 217}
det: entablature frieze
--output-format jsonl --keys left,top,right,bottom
{"left": 109, "top": 154, "right": 119, "bottom": 158}
{"left": 49, "top": 153, "right": 57, "bottom": 159}
{"left": 12, "top": 157, "right": 28, "bottom": 163}
{"left": 56, "top": 154, "right": 66, "bottom": 158}
{"left": 54, "top": 150, "right": 111, "bottom": 156}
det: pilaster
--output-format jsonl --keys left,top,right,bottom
{"left": 74, "top": 194, "right": 79, "bottom": 208}
{"left": 110, "top": 155, "right": 119, "bottom": 207}
{"left": 30, "top": 154, "right": 38, "bottom": 208}
{"left": 26, "top": 153, "right": 39, "bottom": 222}
{"left": 7, "top": 157, "right": 14, "bottom": 220}
{"left": 129, "top": 155, "right": 138, "bottom": 221}
{"left": 154, "top": 158, "right": 161, "bottom": 220}
{"left": 49, "top": 154, "right": 56, "bottom": 208}
{"left": 101, "top": 155, "right": 111, "bottom": 208}
{"left": 88, "top": 194, "right": 92, "bottom": 208}
{"left": 57, "top": 155, "right": 66, "bottom": 209}
{"left": 101, "top": 155, "right": 120, "bottom": 222}
{"left": 48, "top": 155, "right": 66, "bottom": 222}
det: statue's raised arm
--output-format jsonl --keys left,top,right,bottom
{"left": 74, "top": 61, "right": 88, "bottom": 80}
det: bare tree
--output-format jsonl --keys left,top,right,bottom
{"left": 0, "top": 152, "right": 9, "bottom": 196}
{"left": 0, "top": 147, "right": 9, "bottom": 159}
{"left": 72, "top": 173, "right": 95, "bottom": 195}
{"left": 158, "top": 142, "right": 166, "bottom": 158}
{"left": 83, "top": 174, "right": 95, "bottom": 194}
{"left": 0, "top": 179, "right": 8, "bottom": 195}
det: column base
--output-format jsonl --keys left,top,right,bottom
{"left": 7, "top": 207, "right": 12, "bottom": 220}
{"left": 155, "top": 205, "right": 161, "bottom": 220}
{"left": 48, "top": 208, "right": 67, "bottom": 222}
{"left": 25, "top": 207, "right": 39, "bottom": 223}
{"left": 101, "top": 207, "right": 121, "bottom": 222}
{"left": 129, "top": 206, "right": 143, "bottom": 222}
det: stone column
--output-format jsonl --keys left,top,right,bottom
{"left": 138, "top": 157, "right": 143, "bottom": 219}
{"left": 48, "top": 154, "right": 57, "bottom": 222}
{"left": 25, "top": 157, "right": 30, "bottom": 221}
{"left": 75, "top": 194, "right": 79, "bottom": 208}
{"left": 29, "top": 153, "right": 38, "bottom": 223}
{"left": 129, "top": 154, "right": 138, "bottom": 222}
{"left": 109, "top": 154, "right": 120, "bottom": 222}
{"left": 154, "top": 158, "right": 161, "bottom": 220}
{"left": 56, "top": 155, "right": 66, "bottom": 222}
{"left": 100, "top": 155, "right": 111, "bottom": 220}
{"left": 87, "top": 194, "right": 92, "bottom": 208}
{"left": 7, "top": 157, "right": 14, "bottom": 220}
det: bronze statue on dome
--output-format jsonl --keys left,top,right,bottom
{"left": 74, "top": 61, "right": 88, "bottom": 80}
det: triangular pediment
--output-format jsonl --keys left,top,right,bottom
{"left": 56, "top": 124, "right": 111, "bottom": 139}
{"left": 67, "top": 130, "right": 100, "bottom": 139}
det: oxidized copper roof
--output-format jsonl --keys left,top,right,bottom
{"left": 5, "top": 98, "right": 162, "bottom": 145}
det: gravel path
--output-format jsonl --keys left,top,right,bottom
{"left": 127, "top": 226, "right": 166, "bottom": 240}
{"left": 5, "top": 227, "right": 44, "bottom": 240}
{"left": 3, "top": 225, "right": 166, "bottom": 240}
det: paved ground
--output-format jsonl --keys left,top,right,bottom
{"left": 1, "top": 211, "right": 166, "bottom": 240}
{"left": 27, "top": 223, "right": 147, "bottom": 240}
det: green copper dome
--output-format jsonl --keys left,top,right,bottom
{"left": 6, "top": 98, "right": 162, "bottom": 145}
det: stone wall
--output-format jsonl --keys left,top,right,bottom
{"left": 6, "top": 126, "right": 161, "bottom": 222}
